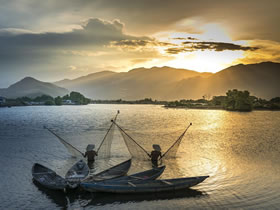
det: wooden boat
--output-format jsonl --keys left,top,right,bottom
{"left": 84, "top": 159, "right": 132, "bottom": 182}
{"left": 81, "top": 166, "right": 166, "bottom": 192}
{"left": 106, "top": 165, "right": 166, "bottom": 183}
{"left": 32, "top": 163, "right": 67, "bottom": 190}
{"left": 65, "top": 159, "right": 89, "bottom": 184}
{"left": 81, "top": 175, "right": 209, "bottom": 193}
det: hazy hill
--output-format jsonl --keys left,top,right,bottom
{"left": 0, "top": 77, "right": 69, "bottom": 98}
{"left": 171, "top": 62, "right": 280, "bottom": 100}
{"left": 2, "top": 62, "right": 279, "bottom": 100}
{"left": 208, "top": 62, "right": 280, "bottom": 98}
{"left": 54, "top": 62, "right": 280, "bottom": 100}
{"left": 54, "top": 66, "right": 213, "bottom": 100}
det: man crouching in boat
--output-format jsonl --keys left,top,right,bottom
{"left": 83, "top": 144, "right": 98, "bottom": 169}
{"left": 149, "top": 144, "right": 162, "bottom": 167}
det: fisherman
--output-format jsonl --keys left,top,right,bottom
{"left": 149, "top": 144, "right": 162, "bottom": 167}
{"left": 83, "top": 144, "right": 98, "bottom": 169}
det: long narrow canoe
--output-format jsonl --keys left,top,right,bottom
{"left": 32, "top": 163, "right": 67, "bottom": 190}
{"left": 81, "top": 175, "right": 209, "bottom": 193}
{"left": 81, "top": 166, "right": 166, "bottom": 192}
{"left": 105, "top": 165, "right": 166, "bottom": 183}
{"left": 65, "top": 159, "right": 89, "bottom": 184}
{"left": 83, "top": 159, "right": 132, "bottom": 182}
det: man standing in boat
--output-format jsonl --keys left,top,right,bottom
{"left": 83, "top": 144, "right": 98, "bottom": 169}
{"left": 149, "top": 144, "right": 162, "bottom": 167}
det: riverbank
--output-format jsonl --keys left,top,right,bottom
{"left": 164, "top": 104, "right": 280, "bottom": 111}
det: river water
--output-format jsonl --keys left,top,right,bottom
{"left": 0, "top": 104, "right": 279, "bottom": 209}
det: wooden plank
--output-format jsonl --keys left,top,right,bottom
{"left": 129, "top": 175, "right": 145, "bottom": 180}
{"left": 161, "top": 180, "right": 173, "bottom": 185}
{"left": 128, "top": 182, "right": 136, "bottom": 187}
{"left": 33, "top": 172, "right": 55, "bottom": 175}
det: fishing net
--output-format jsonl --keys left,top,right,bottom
{"left": 96, "top": 122, "right": 115, "bottom": 160}
{"left": 45, "top": 127, "right": 83, "bottom": 157}
{"left": 58, "top": 138, "right": 83, "bottom": 157}
{"left": 160, "top": 123, "right": 192, "bottom": 160}
{"left": 161, "top": 134, "right": 184, "bottom": 159}
{"left": 45, "top": 112, "right": 121, "bottom": 160}
{"left": 113, "top": 122, "right": 192, "bottom": 161}
{"left": 114, "top": 122, "right": 150, "bottom": 161}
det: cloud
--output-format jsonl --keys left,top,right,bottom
{"left": 68, "top": 65, "right": 77, "bottom": 71}
{"left": 109, "top": 39, "right": 174, "bottom": 50}
{"left": 0, "top": 18, "right": 129, "bottom": 51}
{"left": 0, "top": 18, "right": 156, "bottom": 86}
{"left": 62, "top": 50, "right": 108, "bottom": 57}
{"left": 234, "top": 40, "right": 280, "bottom": 64}
{"left": 2, "top": 0, "right": 279, "bottom": 42}
{"left": 172, "top": 37, "right": 199, "bottom": 41}
{"left": 165, "top": 41, "right": 259, "bottom": 54}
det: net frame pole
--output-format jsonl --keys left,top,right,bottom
{"left": 160, "top": 123, "right": 192, "bottom": 160}
{"left": 96, "top": 111, "right": 120, "bottom": 153}
{"left": 44, "top": 126, "right": 83, "bottom": 155}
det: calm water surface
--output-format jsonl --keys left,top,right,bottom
{"left": 0, "top": 105, "right": 280, "bottom": 209}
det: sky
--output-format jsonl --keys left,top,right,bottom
{"left": 0, "top": 0, "right": 280, "bottom": 87}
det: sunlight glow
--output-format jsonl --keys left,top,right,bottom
{"left": 162, "top": 50, "right": 244, "bottom": 72}
{"left": 153, "top": 23, "right": 249, "bottom": 72}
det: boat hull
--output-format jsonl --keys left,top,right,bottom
{"left": 32, "top": 163, "right": 67, "bottom": 191}
{"left": 65, "top": 159, "right": 89, "bottom": 187}
{"left": 81, "top": 175, "right": 209, "bottom": 193}
{"left": 88, "top": 159, "right": 132, "bottom": 182}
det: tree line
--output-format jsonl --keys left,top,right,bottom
{"left": 166, "top": 89, "right": 280, "bottom": 111}
{"left": 4, "top": 91, "right": 91, "bottom": 106}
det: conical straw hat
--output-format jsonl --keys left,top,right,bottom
{"left": 86, "top": 144, "right": 95, "bottom": 151}
{"left": 153, "top": 144, "right": 161, "bottom": 151}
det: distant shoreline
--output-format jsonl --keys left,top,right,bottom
{"left": 1, "top": 89, "right": 280, "bottom": 111}
{"left": 164, "top": 105, "right": 280, "bottom": 111}
{"left": 1, "top": 103, "right": 280, "bottom": 111}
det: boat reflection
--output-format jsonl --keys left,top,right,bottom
{"left": 33, "top": 180, "right": 69, "bottom": 208}
{"left": 81, "top": 188, "right": 208, "bottom": 207}
{"left": 34, "top": 179, "right": 208, "bottom": 208}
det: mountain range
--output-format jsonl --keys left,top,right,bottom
{"left": 0, "top": 77, "right": 68, "bottom": 98}
{"left": 54, "top": 62, "right": 280, "bottom": 100}
{"left": 1, "top": 62, "right": 279, "bottom": 100}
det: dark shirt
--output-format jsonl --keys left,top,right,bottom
{"left": 84, "top": 150, "right": 98, "bottom": 161}
{"left": 150, "top": 150, "right": 162, "bottom": 161}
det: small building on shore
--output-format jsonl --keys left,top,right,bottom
{"left": 0, "top": 96, "right": 6, "bottom": 105}
{"left": 62, "top": 99, "right": 76, "bottom": 105}
{"left": 29, "top": 101, "right": 45, "bottom": 105}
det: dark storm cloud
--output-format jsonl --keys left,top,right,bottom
{"left": 166, "top": 41, "right": 259, "bottom": 54}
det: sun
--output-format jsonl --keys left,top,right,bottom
{"left": 153, "top": 23, "right": 248, "bottom": 73}
{"left": 163, "top": 50, "right": 244, "bottom": 72}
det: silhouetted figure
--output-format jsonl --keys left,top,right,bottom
{"left": 83, "top": 144, "right": 98, "bottom": 169}
{"left": 149, "top": 144, "right": 162, "bottom": 167}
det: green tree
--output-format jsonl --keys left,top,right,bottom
{"left": 68, "top": 91, "right": 91, "bottom": 105}
{"left": 62, "top": 94, "right": 70, "bottom": 100}
{"left": 45, "top": 100, "right": 55, "bottom": 105}
{"left": 54, "top": 96, "right": 62, "bottom": 105}
{"left": 34, "top": 95, "right": 54, "bottom": 102}
{"left": 270, "top": 97, "right": 280, "bottom": 103}
{"left": 225, "top": 89, "right": 253, "bottom": 111}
